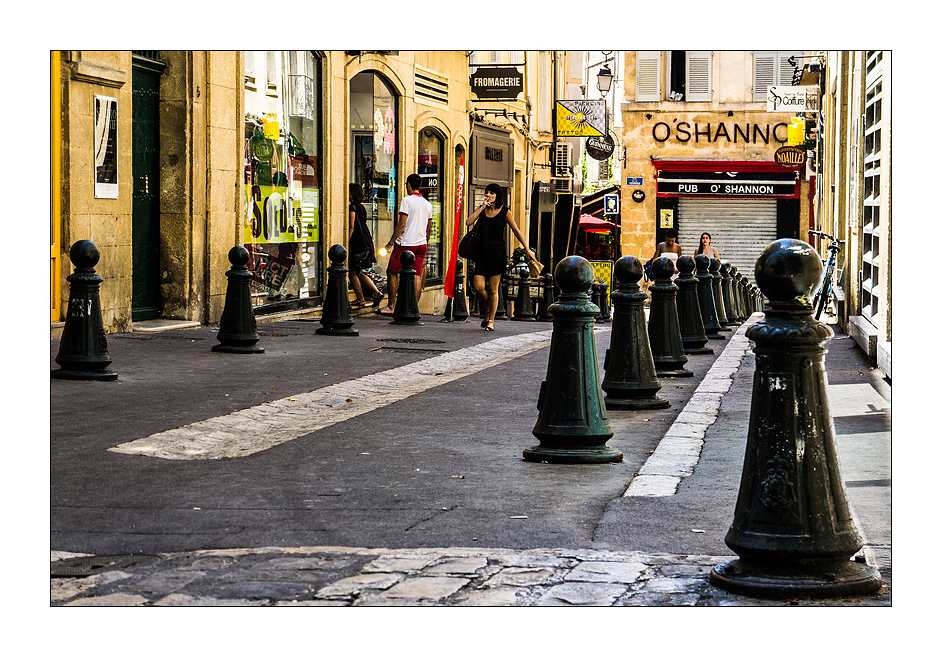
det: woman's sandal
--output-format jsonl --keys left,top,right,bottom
{"left": 484, "top": 321, "right": 495, "bottom": 331}
{"left": 372, "top": 293, "right": 385, "bottom": 308}
{"left": 351, "top": 299, "right": 369, "bottom": 308}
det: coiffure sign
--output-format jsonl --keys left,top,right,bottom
{"left": 470, "top": 66, "right": 523, "bottom": 100}
{"left": 767, "top": 86, "right": 819, "bottom": 112}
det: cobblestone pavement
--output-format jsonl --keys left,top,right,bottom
{"left": 51, "top": 544, "right": 890, "bottom": 607}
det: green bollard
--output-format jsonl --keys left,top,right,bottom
{"left": 525, "top": 256, "right": 622, "bottom": 464}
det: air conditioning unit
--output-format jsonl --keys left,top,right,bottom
{"left": 553, "top": 142, "right": 573, "bottom": 178}
{"left": 551, "top": 177, "right": 572, "bottom": 194}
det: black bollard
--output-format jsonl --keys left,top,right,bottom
{"left": 496, "top": 274, "right": 508, "bottom": 320}
{"left": 452, "top": 259, "right": 470, "bottom": 322}
{"left": 465, "top": 260, "right": 478, "bottom": 316}
{"left": 674, "top": 255, "right": 713, "bottom": 356}
{"left": 536, "top": 273, "right": 555, "bottom": 322}
{"left": 733, "top": 268, "right": 748, "bottom": 321}
{"left": 720, "top": 261, "right": 741, "bottom": 325}
{"left": 213, "top": 246, "right": 265, "bottom": 354}
{"left": 52, "top": 240, "right": 119, "bottom": 380}
{"left": 601, "top": 256, "right": 670, "bottom": 410}
{"left": 695, "top": 254, "right": 724, "bottom": 340}
{"left": 647, "top": 256, "right": 694, "bottom": 378}
{"left": 710, "top": 257, "right": 731, "bottom": 330}
{"left": 596, "top": 282, "right": 611, "bottom": 323}
{"left": 710, "top": 238, "right": 882, "bottom": 599}
{"left": 391, "top": 249, "right": 422, "bottom": 325}
{"left": 316, "top": 244, "right": 359, "bottom": 336}
{"left": 741, "top": 276, "right": 753, "bottom": 316}
{"left": 511, "top": 265, "right": 536, "bottom": 320}
{"left": 525, "top": 256, "right": 622, "bottom": 464}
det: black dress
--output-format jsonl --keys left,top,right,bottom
{"left": 348, "top": 201, "right": 376, "bottom": 271}
{"left": 472, "top": 205, "right": 508, "bottom": 279}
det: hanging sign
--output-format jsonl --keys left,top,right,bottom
{"left": 470, "top": 67, "right": 523, "bottom": 99}
{"left": 586, "top": 134, "right": 615, "bottom": 160}
{"left": 775, "top": 145, "right": 807, "bottom": 169}
{"left": 604, "top": 193, "right": 619, "bottom": 214}
{"left": 767, "top": 85, "right": 819, "bottom": 112}
{"left": 555, "top": 100, "right": 606, "bottom": 137}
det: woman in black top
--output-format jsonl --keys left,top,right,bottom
{"left": 348, "top": 183, "right": 383, "bottom": 307}
{"left": 465, "top": 183, "right": 535, "bottom": 331}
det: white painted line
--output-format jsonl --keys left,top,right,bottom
{"left": 110, "top": 330, "right": 555, "bottom": 461}
{"left": 625, "top": 321, "right": 754, "bottom": 498}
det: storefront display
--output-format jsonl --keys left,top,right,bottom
{"left": 243, "top": 51, "right": 323, "bottom": 309}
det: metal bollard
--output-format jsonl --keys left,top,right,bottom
{"left": 601, "top": 256, "right": 670, "bottom": 410}
{"left": 695, "top": 254, "right": 724, "bottom": 340}
{"left": 710, "top": 257, "right": 731, "bottom": 330}
{"left": 596, "top": 282, "right": 611, "bottom": 323}
{"left": 732, "top": 268, "right": 747, "bottom": 321}
{"left": 525, "top": 256, "right": 622, "bottom": 464}
{"left": 391, "top": 250, "right": 422, "bottom": 325}
{"left": 452, "top": 259, "right": 470, "bottom": 322}
{"left": 710, "top": 238, "right": 882, "bottom": 599}
{"left": 213, "top": 246, "right": 265, "bottom": 354}
{"left": 647, "top": 256, "right": 694, "bottom": 378}
{"left": 535, "top": 273, "right": 554, "bottom": 322}
{"left": 720, "top": 261, "right": 741, "bottom": 325}
{"left": 316, "top": 244, "right": 358, "bottom": 336}
{"left": 674, "top": 255, "right": 713, "bottom": 356}
{"left": 511, "top": 265, "right": 536, "bottom": 321}
{"left": 465, "top": 260, "right": 478, "bottom": 316}
{"left": 52, "top": 240, "right": 119, "bottom": 380}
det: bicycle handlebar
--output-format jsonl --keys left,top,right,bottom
{"left": 808, "top": 229, "right": 844, "bottom": 246}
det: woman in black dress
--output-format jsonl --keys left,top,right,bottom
{"left": 465, "top": 183, "right": 535, "bottom": 331}
{"left": 348, "top": 183, "right": 383, "bottom": 307}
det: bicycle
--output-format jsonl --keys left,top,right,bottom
{"left": 808, "top": 229, "right": 844, "bottom": 320}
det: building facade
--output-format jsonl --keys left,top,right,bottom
{"left": 616, "top": 51, "right": 811, "bottom": 276}
{"left": 812, "top": 50, "right": 891, "bottom": 377}
{"left": 52, "top": 50, "right": 579, "bottom": 335}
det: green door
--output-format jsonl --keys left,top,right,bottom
{"left": 131, "top": 56, "right": 162, "bottom": 321}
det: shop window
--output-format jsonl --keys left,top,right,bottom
{"left": 418, "top": 129, "right": 444, "bottom": 284}
{"left": 349, "top": 71, "right": 399, "bottom": 279}
{"left": 243, "top": 51, "right": 323, "bottom": 309}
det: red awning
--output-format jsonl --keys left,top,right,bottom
{"left": 578, "top": 214, "right": 616, "bottom": 230}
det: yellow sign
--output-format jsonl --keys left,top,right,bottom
{"left": 659, "top": 209, "right": 674, "bottom": 229}
{"left": 555, "top": 100, "right": 606, "bottom": 137}
{"left": 245, "top": 184, "right": 318, "bottom": 244}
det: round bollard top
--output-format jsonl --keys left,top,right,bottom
{"left": 652, "top": 256, "right": 676, "bottom": 280}
{"left": 70, "top": 240, "right": 100, "bottom": 268}
{"left": 710, "top": 257, "right": 721, "bottom": 273}
{"left": 694, "top": 253, "right": 711, "bottom": 272}
{"left": 614, "top": 255, "right": 643, "bottom": 285}
{"left": 398, "top": 248, "right": 415, "bottom": 269}
{"left": 754, "top": 238, "right": 823, "bottom": 306}
{"left": 227, "top": 246, "right": 250, "bottom": 267}
{"left": 328, "top": 243, "right": 347, "bottom": 263}
{"left": 675, "top": 254, "right": 695, "bottom": 276}
{"left": 730, "top": 264, "right": 739, "bottom": 276}
{"left": 720, "top": 260, "right": 731, "bottom": 275}
{"left": 554, "top": 255, "right": 595, "bottom": 293}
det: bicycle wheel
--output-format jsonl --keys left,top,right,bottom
{"left": 814, "top": 272, "right": 831, "bottom": 319}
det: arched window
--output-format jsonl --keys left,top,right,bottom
{"left": 418, "top": 128, "right": 444, "bottom": 283}
{"left": 349, "top": 71, "right": 398, "bottom": 277}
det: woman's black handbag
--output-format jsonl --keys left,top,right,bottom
{"left": 457, "top": 222, "right": 482, "bottom": 260}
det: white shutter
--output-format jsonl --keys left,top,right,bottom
{"left": 678, "top": 198, "right": 778, "bottom": 277}
{"left": 636, "top": 51, "right": 661, "bottom": 101}
{"left": 686, "top": 51, "right": 712, "bottom": 101}
{"left": 779, "top": 51, "right": 802, "bottom": 87}
{"left": 753, "top": 51, "right": 776, "bottom": 101}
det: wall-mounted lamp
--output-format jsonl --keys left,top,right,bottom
{"left": 597, "top": 64, "right": 614, "bottom": 97}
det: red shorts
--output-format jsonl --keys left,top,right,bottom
{"left": 387, "top": 243, "right": 427, "bottom": 274}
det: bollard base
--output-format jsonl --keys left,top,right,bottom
{"left": 51, "top": 368, "right": 118, "bottom": 381}
{"left": 605, "top": 396, "right": 670, "bottom": 411}
{"left": 212, "top": 344, "right": 265, "bottom": 354}
{"left": 315, "top": 327, "right": 359, "bottom": 336}
{"left": 654, "top": 367, "right": 694, "bottom": 378}
{"left": 683, "top": 346, "right": 714, "bottom": 355}
{"left": 390, "top": 319, "right": 423, "bottom": 325}
{"left": 523, "top": 445, "right": 623, "bottom": 464}
{"left": 709, "top": 558, "right": 883, "bottom": 600}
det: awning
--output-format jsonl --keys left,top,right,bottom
{"left": 578, "top": 214, "right": 617, "bottom": 230}
{"left": 651, "top": 159, "right": 800, "bottom": 198}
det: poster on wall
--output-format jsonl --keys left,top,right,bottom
{"left": 94, "top": 95, "right": 119, "bottom": 199}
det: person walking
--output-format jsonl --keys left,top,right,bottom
{"left": 695, "top": 232, "right": 720, "bottom": 259}
{"left": 466, "top": 183, "right": 535, "bottom": 331}
{"left": 651, "top": 227, "right": 682, "bottom": 280}
{"left": 376, "top": 173, "right": 433, "bottom": 316}
{"left": 347, "top": 183, "right": 383, "bottom": 308}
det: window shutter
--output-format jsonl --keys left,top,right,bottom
{"left": 753, "top": 51, "right": 776, "bottom": 101}
{"left": 636, "top": 51, "right": 661, "bottom": 101}
{"left": 686, "top": 51, "right": 712, "bottom": 101}
{"left": 779, "top": 51, "right": 802, "bottom": 87}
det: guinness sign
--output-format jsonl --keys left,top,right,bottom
{"left": 775, "top": 145, "right": 807, "bottom": 169}
{"left": 586, "top": 134, "right": 615, "bottom": 161}
{"left": 470, "top": 66, "right": 523, "bottom": 100}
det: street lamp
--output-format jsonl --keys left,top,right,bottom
{"left": 597, "top": 64, "right": 614, "bottom": 97}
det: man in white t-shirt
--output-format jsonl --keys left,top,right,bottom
{"left": 377, "top": 173, "right": 433, "bottom": 315}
